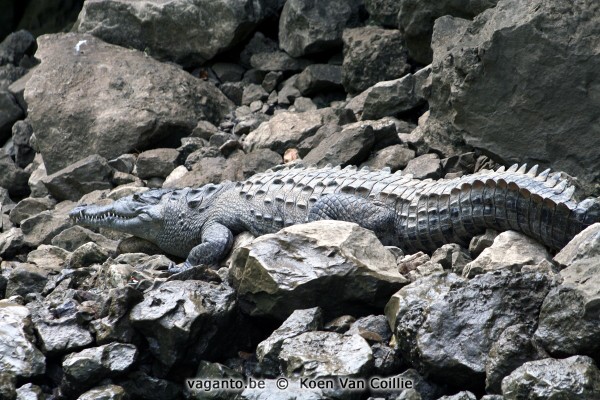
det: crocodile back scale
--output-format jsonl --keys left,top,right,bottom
{"left": 70, "top": 163, "right": 600, "bottom": 268}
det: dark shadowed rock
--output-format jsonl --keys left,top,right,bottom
{"left": 364, "top": 0, "right": 400, "bottom": 27}
{"left": 230, "top": 221, "right": 407, "bottom": 320}
{"left": 427, "top": 0, "right": 600, "bottom": 192}
{"left": 28, "top": 299, "right": 94, "bottom": 356}
{"left": 120, "top": 371, "right": 182, "bottom": 400}
{"left": 0, "top": 91, "right": 23, "bottom": 144}
{"left": 40, "top": 155, "right": 114, "bottom": 202}
{"left": 397, "top": 0, "right": 499, "bottom": 64}
{"left": 250, "top": 51, "right": 312, "bottom": 72}
{"left": 295, "top": 64, "right": 343, "bottom": 96}
{"left": 534, "top": 224, "right": 600, "bottom": 360}
{"left": 129, "top": 280, "right": 236, "bottom": 368}
{"left": 485, "top": 324, "right": 544, "bottom": 394}
{"left": 11, "top": 120, "right": 34, "bottom": 168}
{"left": 25, "top": 33, "right": 233, "bottom": 174}
{"left": 386, "top": 271, "right": 555, "bottom": 390}
{"left": 342, "top": 26, "right": 409, "bottom": 94}
{"left": 0, "top": 30, "right": 36, "bottom": 66}
{"left": 430, "top": 243, "right": 472, "bottom": 275}
{"left": 0, "top": 153, "right": 29, "bottom": 198}
{"left": 279, "top": 0, "right": 363, "bottom": 57}
{"left": 369, "top": 368, "right": 444, "bottom": 400}
{"left": 501, "top": 356, "right": 600, "bottom": 400}
{"left": 74, "top": 0, "right": 282, "bottom": 66}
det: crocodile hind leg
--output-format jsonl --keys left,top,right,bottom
{"left": 307, "top": 194, "right": 398, "bottom": 246}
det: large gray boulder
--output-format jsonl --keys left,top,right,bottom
{"left": 396, "top": 0, "right": 498, "bottom": 64}
{"left": 426, "top": 0, "right": 600, "bottom": 191}
{"left": 534, "top": 224, "right": 600, "bottom": 359}
{"left": 279, "top": 0, "right": 363, "bottom": 57}
{"left": 386, "top": 271, "right": 555, "bottom": 389}
{"left": 230, "top": 221, "right": 408, "bottom": 320}
{"left": 25, "top": 33, "right": 233, "bottom": 174}
{"left": 74, "top": 0, "right": 283, "bottom": 66}
{"left": 129, "top": 280, "right": 237, "bottom": 368}
{"left": 342, "top": 26, "right": 409, "bottom": 94}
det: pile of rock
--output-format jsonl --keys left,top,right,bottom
{"left": 0, "top": 0, "right": 599, "bottom": 398}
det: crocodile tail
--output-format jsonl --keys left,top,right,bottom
{"left": 398, "top": 164, "right": 596, "bottom": 252}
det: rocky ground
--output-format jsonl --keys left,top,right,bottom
{"left": 0, "top": 0, "right": 599, "bottom": 399}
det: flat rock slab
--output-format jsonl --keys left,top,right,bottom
{"left": 25, "top": 33, "right": 233, "bottom": 174}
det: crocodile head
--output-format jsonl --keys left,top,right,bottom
{"left": 69, "top": 189, "right": 172, "bottom": 244}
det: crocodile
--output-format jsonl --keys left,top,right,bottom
{"left": 69, "top": 163, "right": 600, "bottom": 271}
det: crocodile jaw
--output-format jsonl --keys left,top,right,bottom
{"left": 69, "top": 201, "right": 163, "bottom": 241}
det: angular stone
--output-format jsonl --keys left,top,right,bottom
{"left": 41, "top": 155, "right": 114, "bottom": 202}
{"left": 0, "top": 90, "right": 23, "bottom": 143}
{"left": 212, "top": 62, "right": 245, "bottom": 83}
{"left": 242, "top": 83, "right": 269, "bottom": 105}
{"left": 5, "top": 263, "right": 49, "bottom": 297}
{"left": 428, "top": 0, "right": 600, "bottom": 191}
{"left": 257, "top": 307, "right": 323, "bottom": 375}
{"left": 74, "top": 0, "right": 280, "bottom": 66}
{"left": 129, "top": 280, "right": 236, "bottom": 368}
{"left": 463, "top": 231, "right": 553, "bottom": 278}
{"left": 9, "top": 197, "right": 56, "bottom": 225}
{"left": 279, "top": 0, "right": 363, "bottom": 57}
{"left": 10, "top": 119, "right": 34, "bottom": 168}
{"left": 430, "top": 243, "right": 472, "bottom": 275}
{"left": 68, "top": 242, "right": 111, "bottom": 269}
{"left": 501, "top": 356, "right": 600, "bottom": 400}
{"left": 362, "top": 145, "right": 415, "bottom": 172}
{"left": 303, "top": 123, "right": 374, "bottom": 167}
{"left": 386, "top": 271, "right": 555, "bottom": 390}
{"left": 485, "top": 324, "right": 543, "bottom": 394}
{"left": 250, "top": 51, "right": 311, "bottom": 72}
{"left": 244, "top": 111, "right": 325, "bottom": 154}
{"left": 62, "top": 342, "right": 137, "bottom": 391}
{"left": 51, "top": 225, "right": 118, "bottom": 253}
{"left": 364, "top": 0, "right": 401, "bottom": 27}
{"left": 347, "top": 315, "right": 392, "bottom": 343}
{"left": 26, "top": 244, "right": 70, "bottom": 272}
{"left": 342, "top": 27, "right": 410, "bottom": 94}
{"left": 231, "top": 221, "right": 407, "bottom": 320}
{"left": 295, "top": 64, "right": 343, "bottom": 96}
{"left": 0, "top": 228, "right": 26, "bottom": 258}
{"left": 397, "top": 0, "right": 498, "bottom": 64}
{"left": 534, "top": 224, "right": 600, "bottom": 359}
{"left": 0, "top": 153, "right": 30, "bottom": 198}
{"left": 20, "top": 203, "right": 74, "bottom": 247}
{"left": 25, "top": 33, "right": 233, "bottom": 174}
{"left": 279, "top": 331, "right": 373, "bottom": 377}
{"left": 403, "top": 153, "right": 441, "bottom": 179}
{"left": 0, "top": 301, "right": 46, "bottom": 378}
{"left": 135, "top": 148, "right": 180, "bottom": 180}
{"left": 469, "top": 229, "right": 499, "bottom": 258}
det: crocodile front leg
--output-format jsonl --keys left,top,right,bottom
{"left": 168, "top": 222, "right": 233, "bottom": 273}
{"left": 307, "top": 194, "right": 397, "bottom": 246}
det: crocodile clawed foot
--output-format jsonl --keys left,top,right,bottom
{"left": 167, "top": 261, "right": 193, "bottom": 274}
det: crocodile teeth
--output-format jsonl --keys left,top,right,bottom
{"left": 507, "top": 164, "right": 519, "bottom": 172}
{"left": 517, "top": 164, "right": 527, "bottom": 173}
{"left": 496, "top": 166, "right": 506, "bottom": 172}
